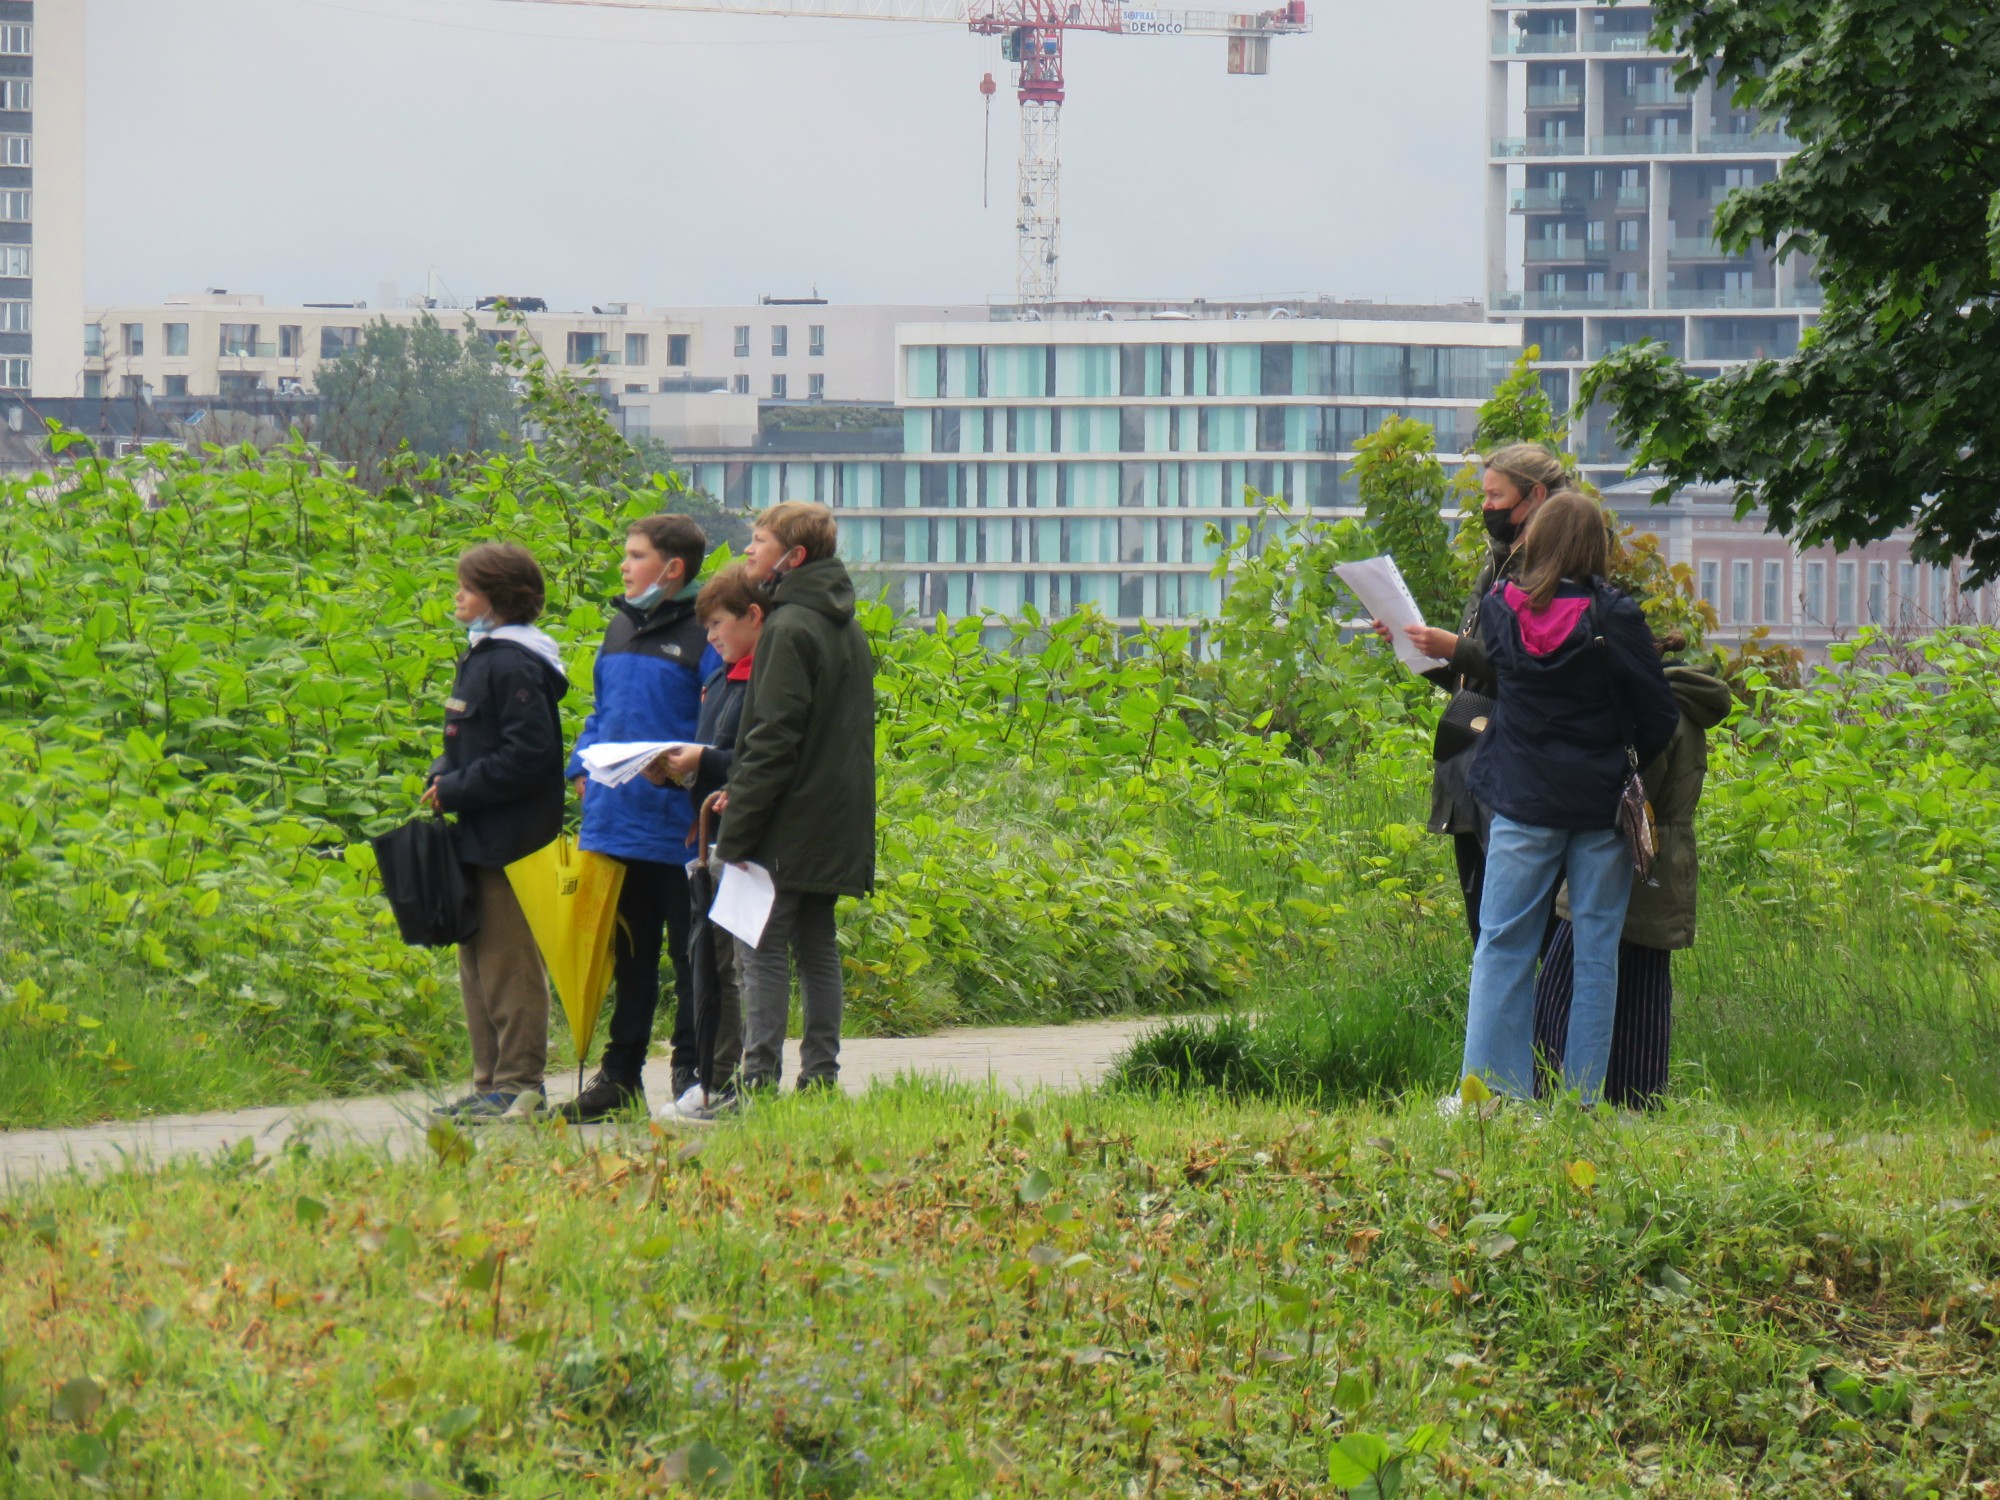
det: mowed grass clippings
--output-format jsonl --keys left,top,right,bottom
{"left": 3, "top": 1085, "right": 1999, "bottom": 1498}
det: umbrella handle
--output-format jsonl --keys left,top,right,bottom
{"left": 697, "top": 789, "right": 725, "bottom": 861}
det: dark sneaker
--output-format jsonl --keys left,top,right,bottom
{"left": 557, "top": 1072, "right": 645, "bottom": 1125}
{"left": 431, "top": 1093, "right": 488, "bottom": 1120}
{"left": 795, "top": 1074, "right": 840, "bottom": 1097}
{"left": 738, "top": 1073, "right": 779, "bottom": 1097}
{"left": 670, "top": 1064, "right": 699, "bottom": 1101}
{"left": 450, "top": 1091, "right": 517, "bottom": 1123}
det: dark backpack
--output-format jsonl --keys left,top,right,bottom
{"left": 370, "top": 814, "right": 481, "bottom": 947}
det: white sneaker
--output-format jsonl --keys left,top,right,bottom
{"left": 1435, "top": 1094, "right": 1464, "bottom": 1120}
{"left": 673, "top": 1082, "right": 708, "bottom": 1118}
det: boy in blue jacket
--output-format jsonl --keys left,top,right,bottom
{"left": 559, "top": 514, "right": 719, "bottom": 1123}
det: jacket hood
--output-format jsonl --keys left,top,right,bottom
{"left": 482, "top": 624, "right": 568, "bottom": 686}
{"left": 772, "top": 557, "right": 857, "bottom": 625}
{"left": 1664, "top": 664, "right": 1732, "bottom": 730}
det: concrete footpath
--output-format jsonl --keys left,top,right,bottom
{"left": 0, "top": 1017, "right": 1174, "bottom": 1190}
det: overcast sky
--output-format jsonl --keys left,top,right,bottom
{"left": 86, "top": 0, "right": 1485, "bottom": 310}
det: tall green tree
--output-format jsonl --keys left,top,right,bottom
{"left": 1579, "top": 0, "right": 2000, "bottom": 582}
{"left": 1350, "top": 415, "right": 1457, "bottom": 623}
{"left": 314, "top": 315, "right": 515, "bottom": 490}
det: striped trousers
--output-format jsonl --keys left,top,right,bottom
{"left": 1531, "top": 918, "right": 1674, "bottom": 1109}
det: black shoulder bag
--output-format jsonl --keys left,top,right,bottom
{"left": 1585, "top": 586, "right": 1659, "bottom": 885}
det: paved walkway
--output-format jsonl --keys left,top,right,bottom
{"left": 0, "top": 1017, "right": 1176, "bottom": 1191}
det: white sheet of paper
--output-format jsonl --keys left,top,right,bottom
{"left": 710, "top": 860, "right": 777, "bottom": 948}
{"left": 1334, "top": 555, "right": 1445, "bottom": 677}
{"left": 578, "top": 740, "right": 699, "bottom": 787}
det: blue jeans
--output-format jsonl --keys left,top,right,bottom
{"left": 1463, "top": 815, "right": 1633, "bottom": 1103}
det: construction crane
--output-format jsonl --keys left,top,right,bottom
{"left": 488, "top": 0, "right": 1311, "bottom": 303}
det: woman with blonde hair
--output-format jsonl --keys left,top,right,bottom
{"left": 1456, "top": 491, "right": 1679, "bottom": 1104}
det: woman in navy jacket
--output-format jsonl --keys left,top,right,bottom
{"left": 559, "top": 514, "right": 719, "bottom": 1122}
{"left": 1459, "top": 491, "right": 1679, "bottom": 1105}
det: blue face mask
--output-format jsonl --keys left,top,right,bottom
{"left": 628, "top": 581, "right": 666, "bottom": 612}
{"left": 465, "top": 614, "right": 495, "bottom": 644}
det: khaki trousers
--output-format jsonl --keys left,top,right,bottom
{"left": 458, "top": 864, "right": 550, "bottom": 1092}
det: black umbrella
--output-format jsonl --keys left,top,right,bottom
{"left": 684, "top": 791, "right": 730, "bottom": 1100}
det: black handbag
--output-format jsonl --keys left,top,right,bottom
{"left": 1433, "top": 688, "right": 1496, "bottom": 763}
{"left": 370, "top": 813, "right": 482, "bottom": 947}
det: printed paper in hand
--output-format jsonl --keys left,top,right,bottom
{"left": 710, "top": 861, "right": 777, "bottom": 948}
{"left": 578, "top": 740, "right": 698, "bottom": 788}
{"left": 1334, "top": 554, "right": 1446, "bottom": 677}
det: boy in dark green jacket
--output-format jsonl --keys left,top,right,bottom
{"left": 716, "top": 501, "right": 876, "bottom": 1092}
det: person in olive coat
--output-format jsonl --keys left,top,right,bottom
{"left": 1531, "top": 658, "right": 1732, "bottom": 1108}
{"left": 715, "top": 501, "right": 876, "bottom": 1094}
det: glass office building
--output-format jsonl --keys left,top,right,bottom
{"left": 1485, "top": 2, "right": 1821, "bottom": 486}
{"left": 679, "top": 317, "right": 1520, "bottom": 625}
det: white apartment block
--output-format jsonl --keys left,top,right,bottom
{"left": 3, "top": 1, "right": 87, "bottom": 399}
{"left": 81, "top": 294, "right": 996, "bottom": 407}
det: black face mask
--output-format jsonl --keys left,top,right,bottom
{"left": 1482, "top": 508, "right": 1523, "bottom": 547}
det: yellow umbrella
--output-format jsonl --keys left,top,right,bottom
{"left": 505, "top": 835, "right": 626, "bottom": 1088}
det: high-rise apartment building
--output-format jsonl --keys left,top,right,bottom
{"left": 2, "top": 1, "right": 84, "bottom": 399}
{"left": 1485, "top": 2, "right": 1820, "bottom": 487}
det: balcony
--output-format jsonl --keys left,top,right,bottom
{"left": 1661, "top": 286, "right": 1775, "bottom": 309}
{"left": 1510, "top": 188, "right": 1585, "bottom": 212}
{"left": 1526, "top": 238, "right": 1610, "bottom": 263}
{"left": 1526, "top": 83, "right": 1583, "bottom": 108}
{"left": 1493, "top": 31, "right": 1575, "bottom": 54}
{"left": 1622, "top": 81, "right": 1689, "bottom": 106}
{"left": 1516, "top": 289, "right": 1653, "bottom": 311}
{"left": 1616, "top": 185, "right": 1649, "bottom": 206}
{"left": 1699, "top": 129, "right": 1801, "bottom": 154}
{"left": 1494, "top": 134, "right": 1690, "bottom": 159}
{"left": 1584, "top": 31, "right": 1670, "bottom": 54}
{"left": 1669, "top": 236, "right": 1752, "bottom": 261}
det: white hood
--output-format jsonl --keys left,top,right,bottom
{"left": 483, "top": 623, "right": 567, "bottom": 680}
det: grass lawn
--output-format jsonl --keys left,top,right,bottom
{"left": 3, "top": 1082, "right": 1997, "bottom": 1497}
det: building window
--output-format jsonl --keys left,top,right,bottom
{"left": 0, "top": 26, "right": 31, "bottom": 55}
{"left": 0, "top": 135, "right": 27, "bottom": 167}
{"left": 121, "top": 375, "right": 146, "bottom": 398}
{"left": 1836, "top": 561, "right": 1856, "bottom": 625}
{"left": 163, "top": 375, "right": 189, "bottom": 397}
{"left": 278, "top": 325, "right": 304, "bottom": 359}
{"left": 667, "top": 333, "right": 690, "bottom": 366}
{"left": 808, "top": 372, "right": 825, "bottom": 400}
{"left": 119, "top": 322, "right": 142, "bottom": 356}
{"left": 219, "top": 324, "right": 261, "bottom": 357}
{"left": 771, "top": 326, "right": 789, "bottom": 357}
{"left": 0, "top": 300, "right": 29, "bottom": 333}
{"left": 1698, "top": 559, "right": 1719, "bottom": 611}
{"left": 1867, "top": 561, "right": 1887, "bottom": 624}
{"left": 320, "top": 326, "right": 360, "bottom": 359}
{"left": 0, "top": 245, "right": 26, "bottom": 277}
{"left": 1762, "top": 560, "right": 1782, "bottom": 624}
{"left": 567, "top": 332, "right": 612, "bottom": 365}
{"left": 624, "top": 333, "right": 648, "bottom": 367}
{"left": 83, "top": 372, "right": 102, "bottom": 398}
{"left": 809, "top": 324, "right": 825, "bottom": 357}
{"left": 0, "top": 191, "right": 30, "bottom": 223}
{"left": 1898, "top": 561, "right": 1918, "bottom": 621}
{"left": 1729, "top": 559, "right": 1751, "bottom": 624}
{"left": 0, "top": 80, "right": 29, "bottom": 111}
{"left": 83, "top": 324, "right": 103, "bottom": 357}
{"left": 733, "top": 325, "right": 750, "bottom": 358}
{"left": 732, "top": 374, "right": 749, "bottom": 394}
{"left": 0, "top": 356, "right": 27, "bottom": 389}
{"left": 1616, "top": 219, "right": 1641, "bottom": 252}
{"left": 770, "top": 373, "right": 787, "bottom": 399}
{"left": 1803, "top": 560, "right": 1825, "bottom": 623}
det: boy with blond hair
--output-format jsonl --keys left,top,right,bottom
{"left": 716, "top": 501, "right": 876, "bottom": 1092}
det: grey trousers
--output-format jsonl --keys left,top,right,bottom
{"left": 707, "top": 914, "right": 746, "bottom": 1092}
{"left": 458, "top": 865, "right": 550, "bottom": 1092}
{"left": 738, "top": 890, "right": 842, "bottom": 1087}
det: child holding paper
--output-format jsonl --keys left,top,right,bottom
{"left": 716, "top": 502, "right": 876, "bottom": 1094}
{"left": 559, "top": 515, "right": 717, "bottom": 1123}
{"left": 646, "top": 562, "right": 764, "bottom": 1116}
